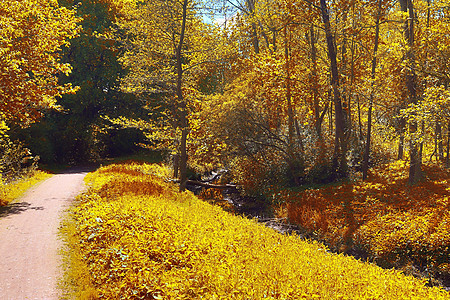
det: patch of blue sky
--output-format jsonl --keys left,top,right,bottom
{"left": 200, "top": 0, "right": 240, "bottom": 26}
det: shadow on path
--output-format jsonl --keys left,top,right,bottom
{"left": 0, "top": 166, "right": 95, "bottom": 220}
{"left": 0, "top": 202, "right": 44, "bottom": 218}
{"left": 59, "top": 164, "right": 99, "bottom": 174}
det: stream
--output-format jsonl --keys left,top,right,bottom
{"left": 187, "top": 170, "right": 307, "bottom": 235}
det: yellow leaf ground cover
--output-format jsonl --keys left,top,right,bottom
{"left": 62, "top": 162, "right": 449, "bottom": 299}
{"left": 0, "top": 171, "right": 51, "bottom": 206}
{"left": 276, "top": 160, "right": 450, "bottom": 284}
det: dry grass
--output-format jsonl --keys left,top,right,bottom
{"left": 0, "top": 171, "right": 52, "bottom": 206}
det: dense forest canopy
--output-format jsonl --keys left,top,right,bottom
{"left": 1, "top": 0, "right": 449, "bottom": 188}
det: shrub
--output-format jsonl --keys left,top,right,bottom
{"left": 0, "top": 139, "right": 39, "bottom": 183}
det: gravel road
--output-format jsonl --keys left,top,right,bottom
{"left": 0, "top": 172, "right": 87, "bottom": 299}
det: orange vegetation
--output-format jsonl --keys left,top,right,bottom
{"left": 276, "top": 161, "right": 450, "bottom": 284}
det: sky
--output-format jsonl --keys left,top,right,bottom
{"left": 201, "top": 0, "right": 240, "bottom": 26}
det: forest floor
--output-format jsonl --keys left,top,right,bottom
{"left": 0, "top": 171, "right": 87, "bottom": 299}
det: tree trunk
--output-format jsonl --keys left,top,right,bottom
{"left": 251, "top": 23, "right": 260, "bottom": 54}
{"left": 419, "top": 121, "right": 425, "bottom": 159}
{"left": 397, "top": 116, "right": 406, "bottom": 160}
{"left": 245, "top": 0, "right": 260, "bottom": 54}
{"left": 357, "top": 95, "right": 363, "bottom": 140}
{"left": 173, "top": 153, "right": 180, "bottom": 178}
{"left": 284, "top": 26, "right": 294, "bottom": 151}
{"left": 308, "top": 25, "right": 322, "bottom": 138}
{"left": 398, "top": 133, "right": 405, "bottom": 160}
{"left": 447, "top": 122, "right": 450, "bottom": 167}
{"left": 362, "top": 0, "right": 382, "bottom": 180}
{"left": 340, "top": 10, "right": 351, "bottom": 128}
{"left": 176, "top": 0, "right": 189, "bottom": 191}
{"left": 348, "top": 1, "right": 358, "bottom": 131}
{"left": 320, "top": 0, "right": 348, "bottom": 177}
{"left": 329, "top": 92, "right": 333, "bottom": 135}
{"left": 179, "top": 128, "right": 188, "bottom": 191}
{"left": 285, "top": 25, "right": 302, "bottom": 185}
{"left": 409, "top": 137, "right": 421, "bottom": 183}
{"left": 436, "top": 121, "right": 444, "bottom": 162}
{"left": 399, "top": 0, "right": 422, "bottom": 184}
{"left": 294, "top": 114, "right": 304, "bottom": 153}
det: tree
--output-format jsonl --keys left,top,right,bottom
{"left": 175, "top": 0, "right": 189, "bottom": 191}
{"left": 55, "top": 0, "right": 139, "bottom": 163}
{"left": 398, "top": 0, "right": 422, "bottom": 184}
{"left": 415, "top": 0, "right": 450, "bottom": 166}
{"left": 362, "top": 0, "right": 383, "bottom": 180}
{"left": 319, "top": 0, "right": 349, "bottom": 177}
{"left": 0, "top": 0, "right": 79, "bottom": 125}
{"left": 111, "top": 0, "right": 229, "bottom": 190}
{"left": 16, "top": 0, "right": 144, "bottom": 164}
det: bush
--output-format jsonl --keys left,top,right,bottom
{"left": 0, "top": 139, "right": 39, "bottom": 183}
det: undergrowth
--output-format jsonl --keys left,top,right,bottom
{"left": 61, "top": 162, "right": 448, "bottom": 299}
{"left": 0, "top": 171, "right": 51, "bottom": 206}
{"left": 275, "top": 160, "right": 450, "bottom": 286}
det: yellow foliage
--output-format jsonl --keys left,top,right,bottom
{"left": 278, "top": 161, "right": 450, "bottom": 282}
{"left": 0, "top": 0, "right": 80, "bottom": 124}
{"left": 63, "top": 162, "right": 448, "bottom": 299}
{"left": 0, "top": 171, "right": 52, "bottom": 206}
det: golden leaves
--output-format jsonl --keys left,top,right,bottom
{"left": 0, "top": 0, "right": 80, "bottom": 125}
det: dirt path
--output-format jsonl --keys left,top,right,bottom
{"left": 0, "top": 172, "right": 87, "bottom": 299}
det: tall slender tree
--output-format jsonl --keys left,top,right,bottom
{"left": 399, "top": 0, "right": 422, "bottom": 184}
{"left": 362, "top": 0, "right": 383, "bottom": 180}
{"left": 112, "top": 0, "right": 228, "bottom": 190}
{"left": 320, "top": 0, "right": 349, "bottom": 177}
